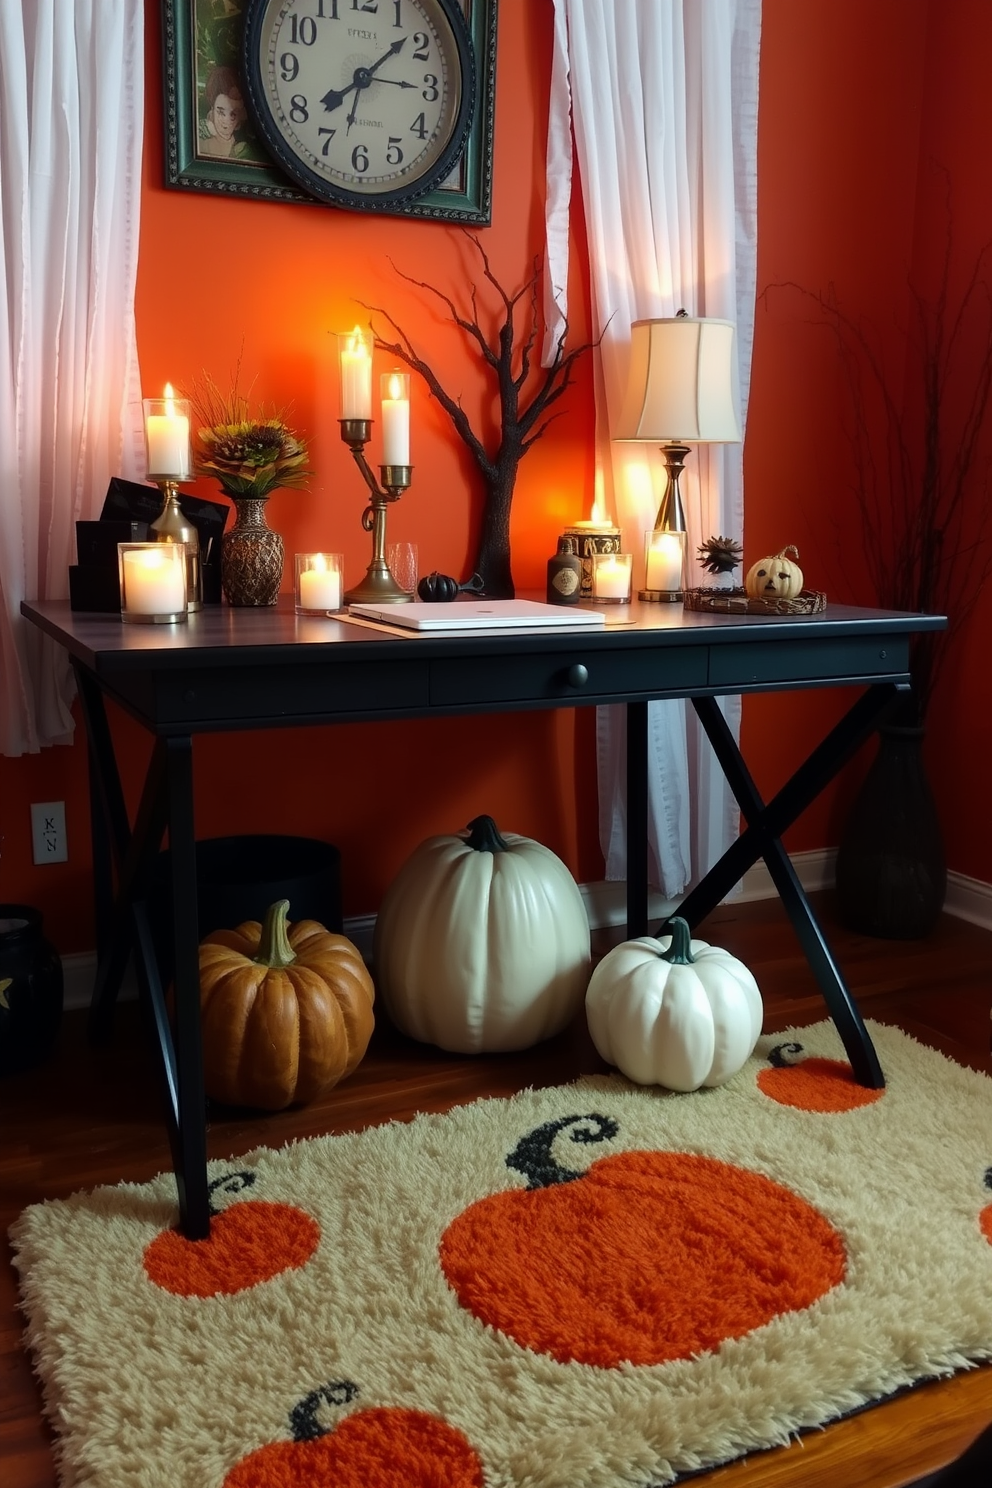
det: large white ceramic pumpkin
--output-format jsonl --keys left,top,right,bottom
{"left": 585, "top": 918, "right": 763, "bottom": 1091}
{"left": 373, "top": 815, "right": 591, "bottom": 1053}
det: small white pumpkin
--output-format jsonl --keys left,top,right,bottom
{"left": 745, "top": 544, "right": 804, "bottom": 599}
{"left": 585, "top": 918, "right": 763, "bottom": 1091}
{"left": 373, "top": 815, "right": 591, "bottom": 1054}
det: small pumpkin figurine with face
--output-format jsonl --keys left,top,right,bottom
{"left": 745, "top": 544, "right": 804, "bottom": 599}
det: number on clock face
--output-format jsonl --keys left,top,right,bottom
{"left": 254, "top": 0, "right": 465, "bottom": 198}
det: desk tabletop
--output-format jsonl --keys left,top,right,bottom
{"left": 21, "top": 596, "right": 946, "bottom": 676}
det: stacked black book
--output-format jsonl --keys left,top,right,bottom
{"left": 68, "top": 479, "right": 227, "bottom": 612}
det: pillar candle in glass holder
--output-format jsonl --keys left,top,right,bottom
{"left": 570, "top": 496, "right": 615, "bottom": 534}
{"left": 296, "top": 553, "right": 343, "bottom": 613}
{"left": 381, "top": 370, "right": 410, "bottom": 465}
{"left": 644, "top": 530, "right": 685, "bottom": 595}
{"left": 118, "top": 542, "right": 187, "bottom": 622}
{"left": 338, "top": 326, "right": 373, "bottom": 420}
{"left": 592, "top": 551, "right": 632, "bottom": 603}
{"left": 143, "top": 385, "right": 191, "bottom": 479}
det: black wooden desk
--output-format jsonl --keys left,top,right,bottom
{"left": 21, "top": 596, "right": 945, "bottom": 1237}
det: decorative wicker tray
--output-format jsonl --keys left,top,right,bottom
{"left": 683, "top": 587, "right": 827, "bottom": 615}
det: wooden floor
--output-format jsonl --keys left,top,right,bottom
{"left": 3, "top": 891, "right": 991, "bottom": 1488}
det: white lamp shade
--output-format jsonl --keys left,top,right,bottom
{"left": 615, "top": 317, "right": 741, "bottom": 443}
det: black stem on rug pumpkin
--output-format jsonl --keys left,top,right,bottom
{"left": 290, "top": 1381, "right": 360, "bottom": 1442}
{"left": 464, "top": 815, "right": 509, "bottom": 853}
{"left": 207, "top": 1170, "right": 256, "bottom": 1215}
{"left": 506, "top": 1113, "right": 619, "bottom": 1190}
{"left": 768, "top": 1042, "right": 806, "bottom": 1067}
{"left": 984, "top": 1166, "right": 992, "bottom": 1191}
{"left": 660, "top": 917, "right": 695, "bottom": 965}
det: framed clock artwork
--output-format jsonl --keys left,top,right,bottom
{"left": 161, "top": 0, "right": 497, "bottom": 223}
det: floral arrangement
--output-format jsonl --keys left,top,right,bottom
{"left": 189, "top": 372, "right": 310, "bottom": 500}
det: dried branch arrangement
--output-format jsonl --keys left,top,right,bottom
{"left": 362, "top": 232, "right": 595, "bottom": 598}
{"left": 784, "top": 226, "right": 992, "bottom": 722}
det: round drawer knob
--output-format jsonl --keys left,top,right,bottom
{"left": 566, "top": 663, "right": 589, "bottom": 688}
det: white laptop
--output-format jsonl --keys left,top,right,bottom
{"left": 347, "top": 598, "right": 606, "bottom": 632}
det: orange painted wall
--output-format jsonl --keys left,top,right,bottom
{"left": 904, "top": 0, "right": 992, "bottom": 886}
{"left": 742, "top": 0, "right": 930, "bottom": 851}
{"left": 2, "top": 0, "right": 990, "bottom": 953}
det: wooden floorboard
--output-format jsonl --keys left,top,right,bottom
{"left": 2, "top": 890, "right": 991, "bottom": 1487}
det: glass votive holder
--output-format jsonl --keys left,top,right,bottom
{"left": 296, "top": 553, "right": 344, "bottom": 614}
{"left": 118, "top": 542, "right": 188, "bottom": 624}
{"left": 642, "top": 529, "right": 686, "bottom": 601}
{"left": 142, "top": 390, "right": 192, "bottom": 480}
{"left": 591, "top": 550, "right": 633, "bottom": 604}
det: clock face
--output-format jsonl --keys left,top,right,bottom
{"left": 242, "top": 0, "right": 476, "bottom": 210}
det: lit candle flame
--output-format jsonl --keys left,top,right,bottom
{"left": 164, "top": 382, "right": 176, "bottom": 415}
{"left": 386, "top": 371, "right": 404, "bottom": 401}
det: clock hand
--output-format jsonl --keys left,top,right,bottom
{"left": 320, "top": 37, "right": 407, "bottom": 113}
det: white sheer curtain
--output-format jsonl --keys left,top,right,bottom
{"left": 545, "top": 0, "right": 761, "bottom": 897}
{"left": 0, "top": 0, "right": 146, "bottom": 756}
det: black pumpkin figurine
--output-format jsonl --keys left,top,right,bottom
{"left": 417, "top": 572, "right": 486, "bottom": 603}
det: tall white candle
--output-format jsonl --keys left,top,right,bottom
{"left": 381, "top": 370, "right": 410, "bottom": 464}
{"left": 123, "top": 548, "right": 185, "bottom": 614}
{"left": 144, "top": 384, "right": 190, "bottom": 477}
{"left": 299, "top": 564, "right": 341, "bottom": 611}
{"left": 339, "top": 327, "right": 372, "bottom": 419}
{"left": 645, "top": 533, "right": 684, "bottom": 592}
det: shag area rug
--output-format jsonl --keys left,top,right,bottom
{"left": 10, "top": 1020, "right": 992, "bottom": 1488}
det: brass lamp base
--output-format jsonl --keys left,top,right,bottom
{"left": 639, "top": 588, "right": 684, "bottom": 603}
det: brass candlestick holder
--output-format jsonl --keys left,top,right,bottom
{"left": 149, "top": 478, "right": 202, "bottom": 610}
{"left": 339, "top": 418, "right": 412, "bottom": 604}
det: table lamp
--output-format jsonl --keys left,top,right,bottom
{"left": 614, "top": 313, "right": 741, "bottom": 601}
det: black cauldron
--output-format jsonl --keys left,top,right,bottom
{"left": 0, "top": 904, "right": 64, "bottom": 1076}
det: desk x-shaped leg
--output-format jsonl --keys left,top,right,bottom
{"left": 626, "top": 682, "right": 910, "bottom": 1089}
{"left": 76, "top": 668, "right": 210, "bottom": 1237}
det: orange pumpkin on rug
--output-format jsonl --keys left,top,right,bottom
{"left": 757, "top": 1041, "right": 886, "bottom": 1112}
{"left": 440, "top": 1113, "right": 847, "bottom": 1368}
{"left": 144, "top": 1170, "right": 320, "bottom": 1297}
{"left": 223, "top": 1381, "right": 485, "bottom": 1488}
{"left": 197, "top": 900, "right": 375, "bottom": 1110}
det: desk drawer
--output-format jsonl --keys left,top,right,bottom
{"left": 430, "top": 646, "right": 707, "bottom": 707}
{"left": 708, "top": 635, "right": 909, "bottom": 688}
{"left": 151, "top": 659, "right": 429, "bottom": 725}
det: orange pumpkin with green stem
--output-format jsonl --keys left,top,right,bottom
{"left": 198, "top": 899, "right": 374, "bottom": 1110}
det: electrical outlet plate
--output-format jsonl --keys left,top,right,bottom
{"left": 30, "top": 801, "right": 68, "bottom": 864}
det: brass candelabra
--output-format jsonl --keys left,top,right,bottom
{"left": 339, "top": 418, "right": 412, "bottom": 604}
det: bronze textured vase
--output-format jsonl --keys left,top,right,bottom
{"left": 221, "top": 497, "right": 284, "bottom": 606}
{"left": 834, "top": 724, "right": 947, "bottom": 939}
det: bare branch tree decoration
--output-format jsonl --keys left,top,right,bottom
{"left": 362, "top": 232, "right": 596, "bottom": 598}
{"left": 776, "top": 213, "right": 992, "bottom": 723}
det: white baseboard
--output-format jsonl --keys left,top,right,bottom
{"left": 60, "top": 855, "right": 992, "bottom": 1013}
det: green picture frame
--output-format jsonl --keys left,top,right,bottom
{"left": 162, "top": 0, "right": 497, "bottom": 224}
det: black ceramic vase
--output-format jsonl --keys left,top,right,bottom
{"left": 0, "top": 904, "right": 64, "bottom": 1075}
{"left": 835, "top": 725, "right": 947, "bottom": 939}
